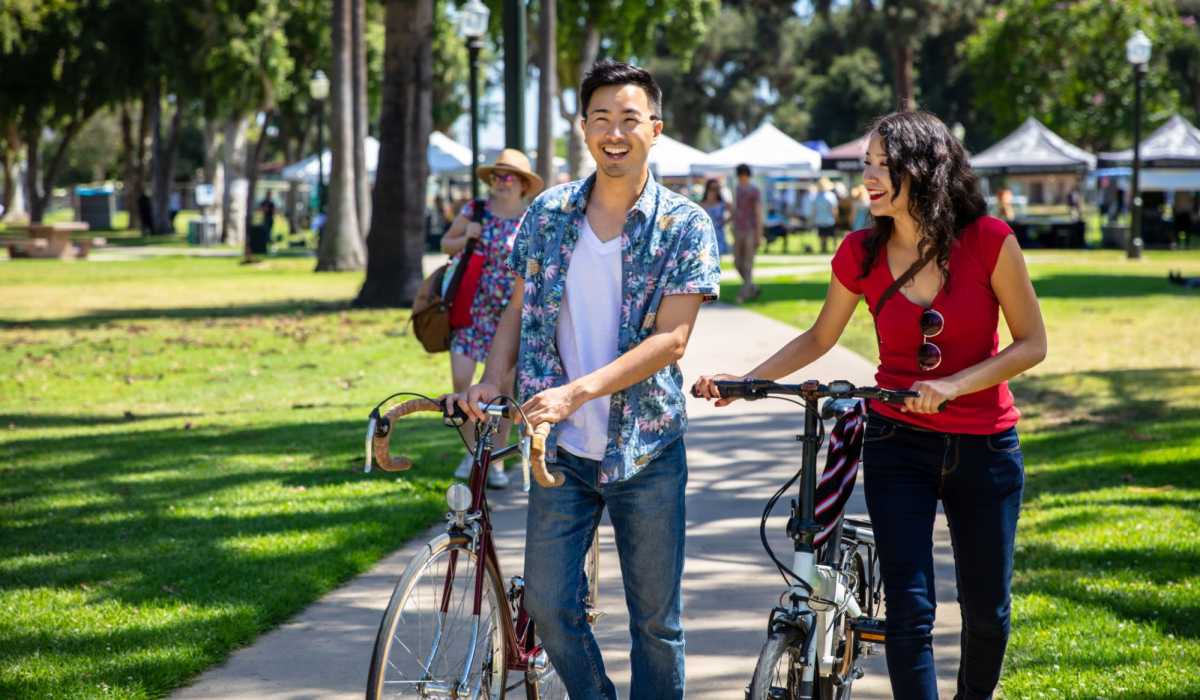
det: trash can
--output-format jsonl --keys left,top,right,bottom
{"left": 248, "top": 223, "right": 270, "bottom": 255}
{"left": 187, "top": 217, "right": 219, "bottom": 245}
{"left": 76, "top": 186, "right": 114, "bottom": 230}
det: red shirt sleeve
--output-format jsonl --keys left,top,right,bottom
{"left": 974, "top": 216, "right": 1014, "bottom": 277}
{"left": 831, "top": 229, "right": 867, "bottom": 294}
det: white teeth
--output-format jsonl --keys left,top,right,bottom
{"left": 602, "top": 146, "right": 629, "bottom": 155}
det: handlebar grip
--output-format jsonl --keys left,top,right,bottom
{"left": 371, "top": 398, "right": 442, "bottom": 472}
{"left": 526, "top": 422, "right": 564, "bottom": 488}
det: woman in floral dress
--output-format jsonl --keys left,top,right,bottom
{"left": 440, "top": 149, "right": 544, "bottom": 487}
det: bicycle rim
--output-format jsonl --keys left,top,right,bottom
{"left": 366, "top": 534, "right": 507, "bottom": 699}
{"left": 748, "top": 629, "right": 809, "bottom": 700}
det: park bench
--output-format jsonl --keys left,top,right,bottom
{"left": 5, "top": 222, "right": 105, "bottom": 260}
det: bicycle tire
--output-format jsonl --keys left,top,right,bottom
{"left": 366, "top": 533, "right": 508, "bottom": 699}
{"left": 748, "top": 628, "right": 808, "bottom": 700}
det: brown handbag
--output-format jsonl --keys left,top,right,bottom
{"left": 409, "top": 200, "right": 485, "bottom": 353}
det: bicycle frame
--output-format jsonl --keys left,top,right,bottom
{"left": 772, "top": 395, "right": 865, "bottom": 697}
{"left": 445, "top": 416, "right": 548, "bottom": 682}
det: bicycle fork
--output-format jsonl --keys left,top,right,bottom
{"left": 788, "top": 549, "right": 865, "bottom": 699}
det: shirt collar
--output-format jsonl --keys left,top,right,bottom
{"left": 565, "top": 170, "right": 658, "bottom": 221}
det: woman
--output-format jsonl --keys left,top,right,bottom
{"left": 700, "top": 178, "right": 731, "bottom": 256}
{"left": 440, "top": 148, "right": 544, "bottom": 488}
{"left": 695, "top": 111, "right": 1046, "bottom": 699}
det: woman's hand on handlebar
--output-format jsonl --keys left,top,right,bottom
{"left": 903, "top": 379, "right": 959, "bottom": 414}
{"left": 692, "top": 373, "right": 744, "bottom": 407}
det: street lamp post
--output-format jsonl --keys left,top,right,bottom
{"left": 309, "top": 70, "right": 330, "bottom": 217}
{"left": 1126, "top": 29, "right": 1151, "bottom": 260}
{"left": 458, "top": 0, "right": 490, "bottom": 202}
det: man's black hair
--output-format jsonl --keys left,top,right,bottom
{"left": 579, "top": 58, "right": 662, "bottom": 118}
{"left": 736, "top": 164, "right": 752, "bottom": 177}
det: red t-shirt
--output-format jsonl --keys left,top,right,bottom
{"left": 831, "top": 216, "right": 1020, "bottom": 434}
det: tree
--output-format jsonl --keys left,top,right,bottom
{"left": 963, "top": 0, "right": 1186, "bottom": 149}
{"left": 317, "top": 0, "right": 367, "bottom": 270}
{"left": 555, "top": 0, "right": 718, "bottom": 178}
{"left": 354, "top": 0, "right": 432, "bottom": 305}
{"left": 536, "top": 0, "right": 557, "bottom": 185}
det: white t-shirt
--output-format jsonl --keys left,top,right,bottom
{"left": 556, "top": 217, "right": 622, "bottom": 460}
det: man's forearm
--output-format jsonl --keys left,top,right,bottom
{"left": 571, "top": 329, "right": 687, "bottom": 404}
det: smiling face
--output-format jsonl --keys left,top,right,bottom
{"left": 489, "top": 171, "right": 526, "bottom": 203}
{"left": 863, "top": 132, "right": 911, "bottom": 219}
{"left": 582, "top": 84, "right": 662, "bottom": 181}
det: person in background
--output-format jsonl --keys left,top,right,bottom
{"left": 851, "top": 184, "right": 873, "bottom": 231}
{"left": 808, "top": 176, "right": 839, "bottom": 253}
{"left": 732, "top": 163, "right": 764, "bottom": 302}
{"left": 700, "top": 178, "right": 731, "bottom": 256}
{"left": 1173, "top": 190, "right": 1195, "bottom": 248}
{"left": 440, "top": 148, "right": 544, "bottom": 488}
{"left": 1066, "top": 188, "right": 1082, "bottom": 221}
{"left": 996, "top": 186, "right": 1016, "bottom": 223}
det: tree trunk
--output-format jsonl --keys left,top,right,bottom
{"left": 202, "top": 116, "right": 224, "bottom": 231}
{"left": 23, "top": 125, "right": 42, "bottom": 223}
{"left": 558, "top": 26, "right": 599, "bottom": 180}
{"left": 119, "top": 102, "right": 137, "bottom": 230}
{"left": 317, "top": 0, "right": 367, "bottom": 271}
{"left": 148, "top": 85, "right": 183, "bottom": 234}
{"left": 3, "top": 124, "right": 27, "bottom": 222}
{"left": 351, "top": 0, "right": 371, "bottom": 237}
{"left": 536, "top": 0, "right": 557, "bottom": 186}
{"left": 221, "top": 116, "right": 249, "bottom": 245}
{"left": 353, "top": 0, "right": 432, "bottom": 305}
{"left": 243, "top": 110, "right": 274, "bottom": 260}
{"left": 893, "top": 43, "right": 915, "bottom": 111}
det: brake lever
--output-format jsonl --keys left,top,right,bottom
{"left": 520, "top": 435, "right": 532, "bottom": 493}
{"left": 364, "top": 410, "right": 379, "bottom": 473}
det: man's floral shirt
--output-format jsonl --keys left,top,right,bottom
{"left": 507, "top": 172, "right": 720, "bottom": 483}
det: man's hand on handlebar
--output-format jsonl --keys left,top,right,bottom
{"left": 445, "top": 381, "right": 502, "bottom": 423}
{"left": 521, "top": 383, "right": 585, "bottom": 426}
{"left": 692, "top": 373, "right": 747, "bottom": 407}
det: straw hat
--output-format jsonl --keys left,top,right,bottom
{"left": 476, "top": 148, "right": 545, "bottom": 196}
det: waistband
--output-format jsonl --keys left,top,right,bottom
{"left": 866, "top": 409, "right": 1017, "bottom": 439}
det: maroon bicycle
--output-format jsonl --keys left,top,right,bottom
{"left": 361, "top": 392, "right": 586, "bottom": 699}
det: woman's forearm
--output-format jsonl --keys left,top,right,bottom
{"left": 945, "top": 337, "right": 1047, "bottom": 398}
{"left": 440, "top": 234, "right": 466, "bottom": 255}
{"left": 746, "top": 331, "right": 831, "bottom": 381}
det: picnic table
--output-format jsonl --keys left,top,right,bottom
{"left": 5, "top": 222, "right": 103, "bottom": 259}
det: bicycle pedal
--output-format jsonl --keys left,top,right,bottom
{"left": 586, "top": 609, "right": 605, "bottom": 625}
{"left": 850, "top": 616, "right": 886, "bottom": 643}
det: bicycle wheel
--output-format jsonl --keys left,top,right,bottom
{"left": 748, "top": 628, "right": 807, "bottom": 700}
{"left": 366, "top": 533, "right": 508, "bottom": 699}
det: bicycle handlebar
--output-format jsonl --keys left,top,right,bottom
{"left": 366, "top": 398, "right": 562, "bottom": 488}
{"left": 691, "top": 378, "right": 919, "bottom": 404}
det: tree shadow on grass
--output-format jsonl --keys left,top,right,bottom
{"left": 0, "top": 414, "right": 464, "bottom": 695}
{"left": 0, "top": 299, "right": 363, "bottom": 331}
{"left": 1031, "top": 272, "right": 1200, "bottom": 299}
{"left": 1012, "top": 366, "right": 1200, "bottom": 499}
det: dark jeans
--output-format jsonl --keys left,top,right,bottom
{"left": 862, "top": 412, "right": 1024, "bottom": 700}
{"left": 523, "top": 439, "right": 688, "bottom": 700}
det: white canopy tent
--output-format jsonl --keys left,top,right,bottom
{"left": 690, "top": 123, "right": 821, "bottom": 176}
{"left": 970, "top": 117, "right": 1096, "bottom": 174}
{"left": 648, "top": 133, "right": 708, "bottom": 178}
{"left": 1101, "top": 114, "right": 1200, "bottom": 167}
{"left": 279, "top": 131, "right": 473, "bottom": 184}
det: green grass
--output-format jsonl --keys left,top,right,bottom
{"left": 726, "top": 249, "right": 1200, "bottom": 699}
{"left": 0, "top": 257, "right": 462, "bottom": 698}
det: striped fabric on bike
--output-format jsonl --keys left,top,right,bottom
{"left": 813, "top": 400, "right": 867, "bottom": 548}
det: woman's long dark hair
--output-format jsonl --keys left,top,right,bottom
{"left": 860, "top": 111, "right": 987, "bottom": 290}
{"left": 702, "top": 178, "right": 725, "bottom": 205}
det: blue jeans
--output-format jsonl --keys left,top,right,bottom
{"left": 523, "top": 438, "right": 688, "bottom": 700}
{"left": 862, "top": 412, "right": 1024, "bottom": 700}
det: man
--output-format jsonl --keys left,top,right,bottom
{"left": 452, "top": 59, "right": 720, "bottom": 699}
{"left": 809, "top": 176, "right": 839, "bottom": 254}
{"left": 732, "top": 163, "right": 763, "bottom": 301}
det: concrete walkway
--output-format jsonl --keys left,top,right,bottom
{"left": 173, "top": 303, "right": 962, "bottom": 699}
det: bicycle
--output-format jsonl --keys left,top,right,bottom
{"left": 694, "top": 378, "right": 917, "bottom": 700}
{"left": 361, "top": 391, "right": 601, "bottom": 699}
